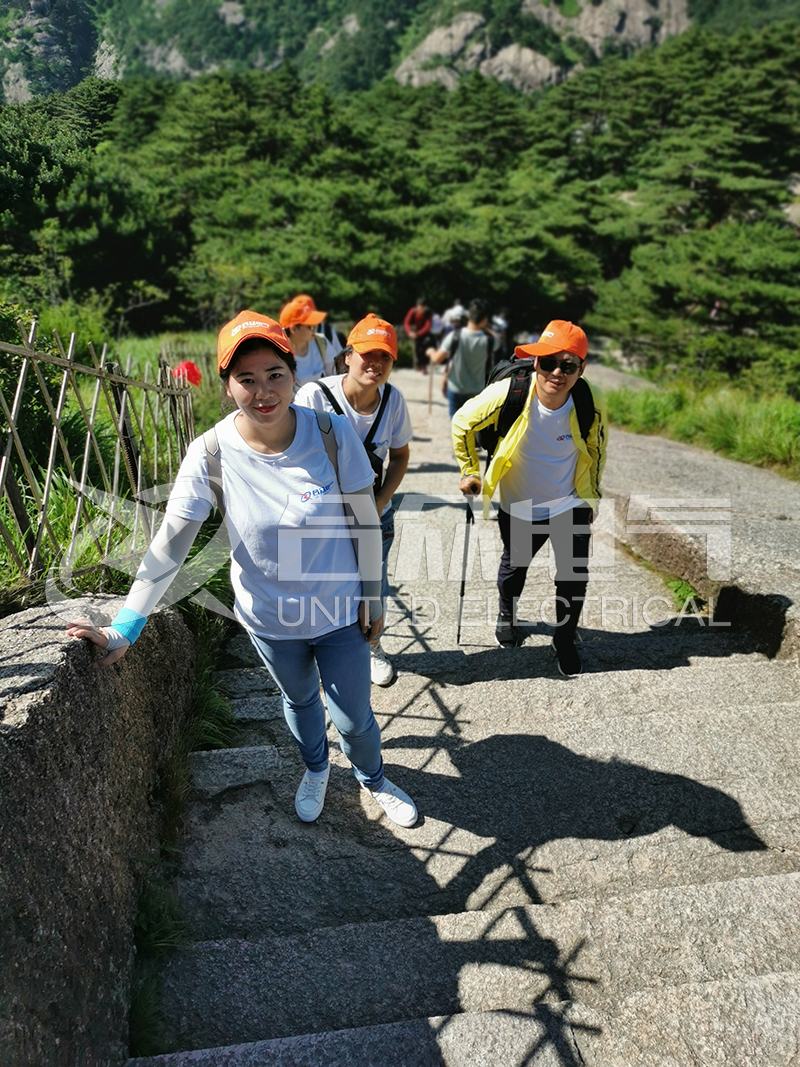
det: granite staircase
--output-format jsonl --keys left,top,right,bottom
{"left": 127, "top": 367, "right": 800, "bottom": 1066}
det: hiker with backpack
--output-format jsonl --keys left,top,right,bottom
{"left": 427, "top": 298, "right": 495, "bottom": 418}
{"left": 279, "top": 295, "right": 336, "bottom": 387}
{"left": 451, "top": 320, "right": 606, "bottom": 677}
{"left": 66, "top": 310, "right": 418, "bottom": 828}
{"left": 295, "top": 314, "right": 412, "bottom": 688}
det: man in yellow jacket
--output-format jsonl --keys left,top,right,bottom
{"left": 452, "top": 320, "right": 606, "bottom": 676}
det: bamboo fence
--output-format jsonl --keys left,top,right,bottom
{"left": 0, "top": 319, "right": 196, "bottom": 597}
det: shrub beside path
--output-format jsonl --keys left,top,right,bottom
{"left": 129, "top": 366, "right": 800, "bottom": 1065}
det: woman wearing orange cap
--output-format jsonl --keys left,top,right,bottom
{"left": 295, "top": 293, "right": 344, "bottom": 363}
{"left": 67, "top": 310, "right": 418, "bottom": 829}
{"left": 295, "top": 314, "right": 412, "bottom": 687}
{"left": 279, "top": 296, "right": 336, "bottom": 387}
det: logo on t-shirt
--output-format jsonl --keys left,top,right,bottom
{"left": 556, "top": 434, "right": 574, "bottom": 442}
{"left": 300, "top": 480, "right": 334, "bottom": 503}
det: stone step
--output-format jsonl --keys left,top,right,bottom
{"left": 569, "top": 970, "right": 800, "bottom": 1066}
{"left": 189, "top": 746, "right": 280, "bottom": 799}
{"left": 212, "top": 667, "right": 279, "bottom": 699}
{"left": 371, "top": 636, "right": 791, "bottom": 692}
{"left": 223, "top": 656, "right": 800, "bottom": 724}
{"left": 127, "top": 1006, "right": 581, "bottom": 1066}
{"left": 178, "top": 676, "right": 800, "bottom": 939}
{"left": 228, "top": 693, "right": 284, "bottom": 723}
{"left": 125, "top": 970, "right": 800, "bottom": 1066}
{"left": 154, "top": 873, "right": 800, "bottom": 1052}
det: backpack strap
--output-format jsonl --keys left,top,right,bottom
{"left": 363, "top": 384, "right": 392, "bottom": 449}
{"left": 314, "top": 332, "right": 333, "bottom": 375}
{"left": 203, "top": 427, "right": 225, "bottom": 518}
{"left": 571, "top": 377, "right": 595, "bottom": 442}
{"left": 316, "top": 380, "right": 345, "bottom": 416}
{"left": 484, "top": 331, "right": 495, "bottom": 382}
{"left": 447, "top": 328, "right": 461, "bottom": 367}
{"left": 314, "top": 409, "right": 339, "bottom": 481}
{"left": 497, "top": 364, "right": 533, "bottom": 439}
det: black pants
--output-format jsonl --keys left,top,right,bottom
{"left": 497, "top": 505, "right": 591, "bottom": 640}
{"left": 413, "top": 335, "right": 429, "bottom": 370}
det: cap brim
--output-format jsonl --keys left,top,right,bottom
{"left": 514, "top": 342, "right": 585, "bottom": 360}
{"left": 218, "top": 332, "right": 293, "bottom": 371}
{"left": 350, "top": 339, "right": 398, "bottom": 360}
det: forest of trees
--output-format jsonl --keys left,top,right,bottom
{"left": 1, "top": 22, "right": 799, "bottom": 392}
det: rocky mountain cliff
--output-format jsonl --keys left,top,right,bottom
{"left": 0, "top": 0, "right": 793, "bottom": 103}
{"left": 395, "top": 0, "right": 689, "bottom": 92}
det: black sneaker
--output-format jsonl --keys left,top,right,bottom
{"left": 551, "top": 637, "right": 582, "bottom": 677}
{"left": 495, "top": 613, "right": 521, "bottom": 648}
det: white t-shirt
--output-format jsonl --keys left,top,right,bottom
{"left": 443, "top": 302, "right": 467, "bottom": 326}
{"left": 499, "top": 396, "right": 580, "bottom": 520}
{"left": 294, "top": 337, "right": 334, "bottom": 387}
{"left": 294, "top": 375, "right": 413, "bottom": 515}
{"left": 166, "top": 406, "right": 374, "bottom": 639}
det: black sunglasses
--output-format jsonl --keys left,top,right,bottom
{"left": 537, "top": 356, "right": 581, "bottom": 375}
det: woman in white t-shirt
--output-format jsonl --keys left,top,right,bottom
{"left": 294, "top": 314, "right": 411, "bottom": 688}
{"left": 279, "top": 295, "right": 336, "bottom": 387}
{"left": 66, "top": 311, "right": 417, "bottom": 829}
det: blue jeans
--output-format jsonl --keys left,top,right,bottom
{"left": 248, "top": 622, "right": 384, "bottom": 789}
{"left": 447, "top": 387, "right": 475, "bottom": 419}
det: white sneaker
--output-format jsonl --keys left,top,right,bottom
{"left": 295, "top": 765, "right": 330, "bottom": 822}
{"left": 363, "top": 778, "right": 418, "bottom": 827}
{"left": 370, "top": 640, "right": 395, "bottom": 686}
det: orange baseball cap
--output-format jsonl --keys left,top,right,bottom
{"left": 515, "top": 320, "right": 588, "bottom": 361}
{"left": 217, "top": 310, "right": 294, "bottom": 372}
{"left": 347, "top": 314, "right": 397, "bottom": 359}
{"left": 279, "top": 296, "right": 327, "bottom": 329}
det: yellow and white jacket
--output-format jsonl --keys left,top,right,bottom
{"left": 451, "top": 376, "right": 607, "bottom": 517}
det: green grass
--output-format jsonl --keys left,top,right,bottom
{"left": 607, "top": 383, "right": 800, "bottom": 478}
{"left": 0, "top": 468, "right": 134, "bottom": 599}
{"left": 129, "top": 964, "right": 164, "bottom": 1058}
{"left": 666, "top": 578, "right": 704, "bottom": 612}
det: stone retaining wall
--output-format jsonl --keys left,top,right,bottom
{"left": 0, "top": 600, "right": 195, "bottom": 1066}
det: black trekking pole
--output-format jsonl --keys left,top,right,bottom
{"left": 455, "top": 494, "right": 476, "bottom": 645}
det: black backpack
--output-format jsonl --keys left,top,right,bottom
{"left": 475, "top": 357, "right": 596, "bottom": 460}
{"left": 315, "top": 380, "right": 392, "bottom": 493}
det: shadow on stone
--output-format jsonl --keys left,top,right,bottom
{"left": 713, "top": 586, "right": 792, "bottom": 659}
{"left": 382, "top": 732, "right": 767, "bottom": 915}
{"left": 395, "top": 615, "right": 766, "bottom": 684}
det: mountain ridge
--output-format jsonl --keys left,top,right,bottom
{"left": 2, "top": 0, "right": 797, "bottom": 104}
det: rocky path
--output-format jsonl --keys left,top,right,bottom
{"left": 129, "top": 366, "right": 800, "bottom": 1065}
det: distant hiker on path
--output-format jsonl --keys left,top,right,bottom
{"left": 295, "top": 313, "right": 412, "bottom": 688}
{"left": 404, "top": 296, "right": 433, "bottom": 374}
{"left": 441, "top": 298, "right": 468, "bottom": 333}
{"left": 67, "top": 310, "right": 418, "bottom": 829}
{"left": 490, "top": 306, "right": 510, "bottom": 366}
{"left": 279, "top": 295, "right": 336, "bottom": 387}
{"left": 427, "top": 297, "right": 494, "bottom": 418}
{"left": 452, "top": 320, "right": 606, "bottom": 676}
